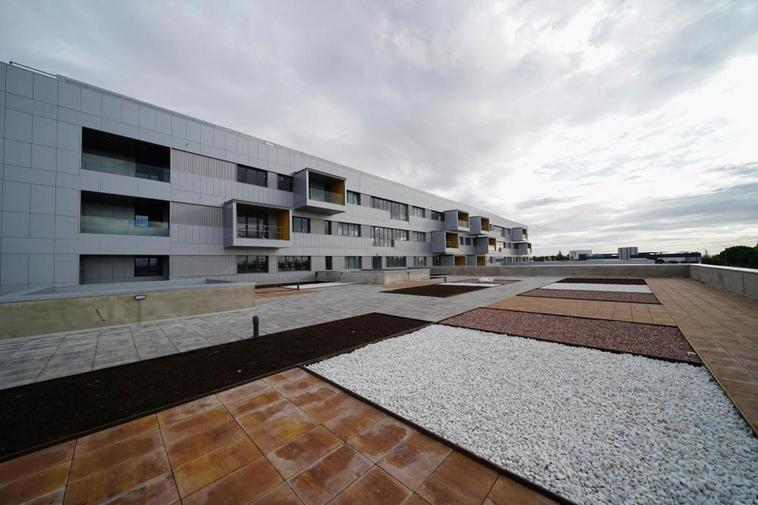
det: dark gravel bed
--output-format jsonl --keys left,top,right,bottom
{"left": 521, "top": 288, "right": 660, "bottom": 304}
{"left": 557, "top": 277, "right": 647, "bottom": 285}
{"left": 443, "top": 308, "right": 700, "bottom": 364}
{"left": 0, "top": 313, "right": 427, "bottom": 462}
{"left": 384, "top": 284, "right": 489, "bottom": 297}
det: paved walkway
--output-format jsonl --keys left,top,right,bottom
{"left": 0, "top": 277, "right": 556, "bottom": 390}
{"left": 0, "top": 368, "right": 559, "bottom": 505}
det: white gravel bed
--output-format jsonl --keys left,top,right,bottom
{"left": 309, "top": 325, "right": 757, "bottom": 505}
{"left": 541, "top": 282, "right": 652, "bottom": 293}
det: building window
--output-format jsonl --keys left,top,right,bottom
{"left": 371, "top": 226, "right": 408, "bottom": 247}
{"left": 237, "top": 255, "right": 268, "bottom": 273}
{"left": 386, "top": 256, "right": 407, "bottom": 268}
{"left": 81, "top": 128, "right": 171, "bottom": 182}
{"left": 411, "top": 231, "right": 426, "bottom": 242}
{"left": 325, "top": 256, "right": 333, "bottom": 271}
{"left": 293, "top": 216, "right": 310, "bottom": 233}
{"left": 432, "top": 255, "right": 442, "bottom": 266}
{"left": 278, "top": 256, "right": 311, "bottom": 271}
{"left": 347, "top": 191, "right": 361, "bottom": 205}
{"left": 430, "top": 211, "right": 443, "bottom": 221}
{"left": 336, "top": 222, "right": 361, "bottom": 237}
{"left": 460, "top": 236, "right": 464, "bottom": 245}
{"left": 134, "top": 256, "right": 164, "bottom": 277}
{"left": 277, "top": 174, "right": 293, "bottom": 192}
{"left": 345, "top": 256, "right": 362, "bottom": 270}
{"left": 413, "top": 256, "right": 427, "bottom": 267}
{"left": 237, "top": 164, "right": 267, "bottom": 187}
{"left": 411, "top": 206, "right": 426, "bottom": 218}
{"left": 370, "top": 196, "right": 408, "bottom": 221}
{"left": 465, "top": 237, "right": 472, "bottom": 246}
{"left": 311, "top": 218, "right": 331, "bottom": 235}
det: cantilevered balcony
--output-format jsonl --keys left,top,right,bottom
{"left": 470, "top": 216, "right": 490, "bottom": 235}
{"left": 293, "top": 168, "right": 346, "bottom": 214}
{"left": 444, "top": 209, "right": 470, "bottom": 232}
{"left": 223, "top": 200, "right": 291, "bottom": 248}
{"left": 476, "top": 237, "right": 497, "bottom": 255}
{"left": 431, "top": 231, "right": 460, "bottom": 254}
{"left": 512, "top": 227, "right": 529, "bottom": 242}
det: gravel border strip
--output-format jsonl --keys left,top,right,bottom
{"left": 520, "top": 288, "right": 661, "bottom": 304}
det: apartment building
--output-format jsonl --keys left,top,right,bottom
{"left": 0, "top": 62, "right": 532, "bottom": 296}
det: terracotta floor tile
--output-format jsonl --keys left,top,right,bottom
{"left": 0, "top": 461, "right": 69, "bottom": 505}
{"left": 251, "top": 483, "right": 304, "bottom": 505}
{"left": 267, "top": 426, "right": 343, "bottom": 479}
{"left": 75, "top": 415, "right": 158, "bottom": 455}
{"left": 173, "top": 437, "right": 261, "bottom": 497}
{"left": 246, "top": 411, "right": 318, "bottom": 452}
{"left": 417, "top": 452, "right": 497, "bottom": 505}
{"left": 288, "top": 445, "right": 373, "bottom": 505}
{"left": 236, "top": 399, "right": 299, "bottom": 431}
{"left": 299, "top": 392, "right": 356, "bottom": 424}
{"left": 276, "top": 375, "right": 323, "bottom": 397}
{"left": 0, "top": 440, "right": 74, "bottom": 483}
{"left": 224, "top": 389, "right": 285, "bottom": 418}
{"left": 156, "top": 395, "right": 221, "bottom": 426}
{"left": 329, "top": 467, "right": 411, "bottom": 505}
{"left": 484, "top": 475, "right": 559, "bottom": 505}
{"left": 287, "top": 384, "right": 341, "bottom": 408}
{"left": 102, "top": 472, "right": 179, "bottom": 505}
{"left": 159, "top": 406, "right": 231, "bottom": 446}
{"left": 63, "top": 448, "right": 170, "bottom": 505}
{"left": 69, "top": 429, "right": 163, "bottom": 482}
{"left": 325, "top": 400, "right": 386, "bottom": 440}
{"left": 378, "top": 433, "right": 452, "bottom": 491}
{"left": 182, "top": 457, "right": 282, "bottom": 505}
{"left": 264, "top": 368, "right": 309, "bottom": 386}
{"left": 404, "top": 494, "right": 433, "bottom": 505}
{"left": 165, "top": 418, "right": 252, "bottom": 468}
{"left": 216, "top": 379, "right": 270, "bottom": 405}
{"left": 348, "top": 416, "right": 415, "bottom": 463}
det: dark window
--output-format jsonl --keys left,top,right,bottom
{"left": 432, "top": 255, "right": 443, "bottom": 266}
{"left": 237, "top": 205, "right": 270, "bottom": 238}
{"left": 336, "top": 222, "right": 360, "bottom": 237}
{"left": 347, "top": 191, "right": 361, "bottom": 205}
{"left": 134, "top": 256, "right": 164, "bottom": 277}
{"left": 370, "top": 226, "right": 408, "bottom": 247}
{"left": 237, "top": 164, "right": 268, "bottom": 187}
{"left": 311, "top": 219, "right": 331, "bottom": 235}
{"left": 413, "top": 256, "right": 427, "bottom": 267}
{"left": 278, "top": 256, "right": 311, "bottom": 271}
{"left": 345, "top": 256, "right": 362, "bottom": 269}
{"left": 237, "top": 255, "right": 268, "bottom": 273}
{"left": 370, "top": 196, "right": 408, "bottom": 221}
{"left": 80, "top": 191, "right": 169, "bottom": 237}
{"left": 293, "top": 216, "right": 310, "bottom": 233}
{"left": 460, "top": 236, "right": 464, "bottom": 245}
{"left": 386, "top": 256, "right": 407, "bottom": 268}
{"left": 325, "top": 256, "right": 333, "bottom": 271}
{"left": 411, "top": 231, "right": 426, "bottom": 242}
{"left": 277, "top": 174, "right": 293, "bottom": 192}
{"left": 430, "top": 211, "right": 443, "bottom": 221}
{"left": 81, "top": 128, "right": 170, "bottom": 182}
{"left": 411, "top": 206, "right": 425, "bottom": 218}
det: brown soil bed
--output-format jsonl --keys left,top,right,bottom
{"left": 443, "top": 308, "right": 700, "bottom": 364}
{"left": 521, "top": 288, "right": 660, "bottom": 304}
{"left": 557, "top": 277, "right": 647, "bottom": 285}
{"left": 384, "top": 284, "right": 490, "bottom": 297}
{"left": 0, "top": 313, "right": 426, "bottom": 462}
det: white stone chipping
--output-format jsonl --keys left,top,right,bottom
{"left": 541, "top": 282, "right": 653, "bottom": 293}
{"left": 309, "top": 325, "right": 758, "bottom": 505}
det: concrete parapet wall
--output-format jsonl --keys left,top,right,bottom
{"left": 0, "top": 283, "right": 256, "bottom": 339}
{"left": 690, "top": 264, "right": 758, "bottom": 300}
{"left": 430, "top": 264, "right": 690, "bottom": 278}
{"left": 316, "top": 269, "right": 430, "bottom": 285}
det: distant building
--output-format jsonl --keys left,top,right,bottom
{"left": 618, "top": 247, "right": 639, "bottom": 260}
{"left": 569, "top": 250, "right": 593, "bottom": 260}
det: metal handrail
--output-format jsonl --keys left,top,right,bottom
{"left": 237, "top": 224, "right": 288, "bottom": 240}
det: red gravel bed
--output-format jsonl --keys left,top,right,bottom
{"left": 557, "top": 277, "right": 647, "bottom": 285}
{"left": 384, "top": 284, "right": 489, "bottom": 297}
{"left": 443, "top": 308, "right": 700, "bottom": 364}
{"left": 521, "top": 288, "right": 660, "bottom": 304}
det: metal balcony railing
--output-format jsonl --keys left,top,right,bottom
{"left": 80, "top": 215, "right": 169, "bottom": 237}
{"left": 309, "top": 187, "right": 344, "bottom": 205}
{"left": 457, "top": 220, "right": 468, "bottom": 228}
{"left": 237, "top": 224, "right": 288, "bottom": 240}
{"left": 82, "top": 152, "right": 170, "bottom": 182}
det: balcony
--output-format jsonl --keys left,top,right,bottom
{"left": 223, "top": 200, "right": 291, "bottom": 248}
{"left": 80, "top": 191, "right": 170, "bottom": 237}
{"left": 432, "top": 231, "right": 460, "bottom": 254}
{"left": 81, "top": 128, "right": 170, "bottom": 182}
{"left": 444, "top": 210, "right": 470, "bottom": 232}
{"left": 470, "top": 216, "right": 490, "bottom": 235}
{"left": 293, "top": 168, "right": 346, "bottom": 214}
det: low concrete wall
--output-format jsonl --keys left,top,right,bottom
{"left": 690, "top": 264, "right": 758, "bottom": 300}
{"left": 0, "top": 283, "right": 256, "bottom": 339}
{"left": 430, "top": 264, "right": 690, "bottom": 278}
{"left": 316, "top": 269, "right": 430, "bottom": 285}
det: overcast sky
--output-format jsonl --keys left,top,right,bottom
{"left": 1, "top": 0, "right": 757, "bottom": 255}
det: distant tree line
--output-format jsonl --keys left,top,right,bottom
{"left": 532, "top": 250, "right": 568, "bottom": 262}
{"left": 702, "top": 244, "right": 758, "bottom": 269}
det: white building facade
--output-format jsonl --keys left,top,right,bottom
{"left": 0, "top": 62, "right": 532, "bottom": 295}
